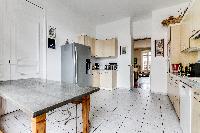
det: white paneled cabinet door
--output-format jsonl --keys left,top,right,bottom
{"left": 9, "top": 0, "right": 44, "bottom": 80}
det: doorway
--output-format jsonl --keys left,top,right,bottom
{"left": 0, "top": 0, "right": 44, "bottom": 81}
{"left": 133, "top": 38, "right": 151, "bottom": 90}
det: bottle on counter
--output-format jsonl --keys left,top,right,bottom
{"left": 178, "top": 63, "right": 183, "bottom": 76}
{"left": 185, "top": 66, "right": 190, "bottom": 77}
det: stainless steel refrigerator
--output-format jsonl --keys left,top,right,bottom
{"left": 61, "top": 43, "right": 91, "bottom": 87}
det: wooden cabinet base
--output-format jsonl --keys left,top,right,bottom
{"left": 82, "top": 95, "right": 90, "bottom": 133}
{"left": 32, "top": 114, "right": 46, "bottom": 133}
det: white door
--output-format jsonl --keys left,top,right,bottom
{"left": 0, "top": 0, "right": 10, "bottom": 81}
{"left": 8, "top": 0, "right": 44, "bottom": 80}
{"left": 0, "top": 0, "right": 44, "bottom": 81}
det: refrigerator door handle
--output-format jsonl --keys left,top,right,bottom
{"left": 75, "top": 46, "right": 78, "bottom": 84}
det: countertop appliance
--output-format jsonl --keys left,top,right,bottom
{"left": 104, "top": 63, "right": 118, "bottom": 70}
{"left": 172, "top": 64, "right": 179, "bottom": 73}
{"left": 109, "top": 63, "right": 118, "bottom": 70}
{"left": 93, "top": 63, "right": 100, "bottom": 70}
{"left": 105, "top": 65, "right": 110, "bottom": 70}
{"left": 61, "top": 43, "right": 91, "bottom": 87}
{"left": 189, "top": 63, "right": 200, "bottom": 77}
{"left": 180, "top": 82, "right": 192, "bottom": 133}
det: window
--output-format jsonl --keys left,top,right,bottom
{"left": 142, "top": 51, "right": 151, "bottom": 71}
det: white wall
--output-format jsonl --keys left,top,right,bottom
{"left": 132, "top": 18, "right": 152, "bottom": 39}
{"left": 96, "top": 17, "right": 132, "bottom": 88}
{"left": 151, "top": 3, "right": 189, "bottom": 94}
{"left": 46, "top": 0, "right": 96, "bottom": 81}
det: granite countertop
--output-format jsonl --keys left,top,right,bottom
{"left": 0, "top": 79, "right": 100, "bottom": 118}
{"left": 169, "top": 73, "right": 200, "bottom": 89}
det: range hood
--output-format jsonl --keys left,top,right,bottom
{"left": 184, "top": 30, "right": 200, "bottom": 52}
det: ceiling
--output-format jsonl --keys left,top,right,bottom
{"left": 60, "top": 0, "right": 188, "bottom": 25}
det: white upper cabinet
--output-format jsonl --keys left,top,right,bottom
{"left": 104, "top": 38, "right": 117, "bottom": 57}
{"left": 180, "top": 9, "right": 192, "bottom": 51}
{"left": 78, "top": 35, "right": 117, "bottom": 58}
{"left": 78, "top": 35, "right": 85, "bottom": 45}
{"left": 95, "top": 38, "right": 117, "bottom": 58}
{"left": 190, "top": 0, "right": 200, "bottom": 35}
{"left": 78, "top": 35, "right": 96, "bottom": 57}
{"left": 170, "top": 25, "right": 181, "bottom": 64}
{"left": 95, "top": 39, "right": 105, "bottom": 57}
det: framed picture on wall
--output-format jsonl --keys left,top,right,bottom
{"left": 48, "top": 26, "right": 56, "bottom": 49}
{"left": 48, "top": 26, "right": 56, "bottom": 39}
{"left": 120, "top": 46, "right": 127, "bottom": 55}
{"left": 155, "top": 39, "right": 164, "bottom": 57}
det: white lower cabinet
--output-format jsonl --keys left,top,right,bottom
{"left": 179, "top": 82, "right": 192, "bottom": 133}
{"left": 91, "top": 70, "right": 100, "bottom": 87}
{"left": 191, "top": 89, "right": 200, "bottom": 133}
{"left": 179, "top": 83, "right": 200, "bottom": 133}
{"left": 167, "top": 74, "right": 180, "bottom": 118}
{"left": 100, "top": 70, "right": 117, "bottom": 90}
{"left": 168, "top": 74, "right": 200, "bottom": 133}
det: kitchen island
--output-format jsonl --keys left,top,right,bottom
{"left": 0, "top": 79, "right": 100, "bottom": 133}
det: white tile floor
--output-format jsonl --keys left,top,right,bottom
{"left": 0, "top": 78, "right": 182, "bottom": 133}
